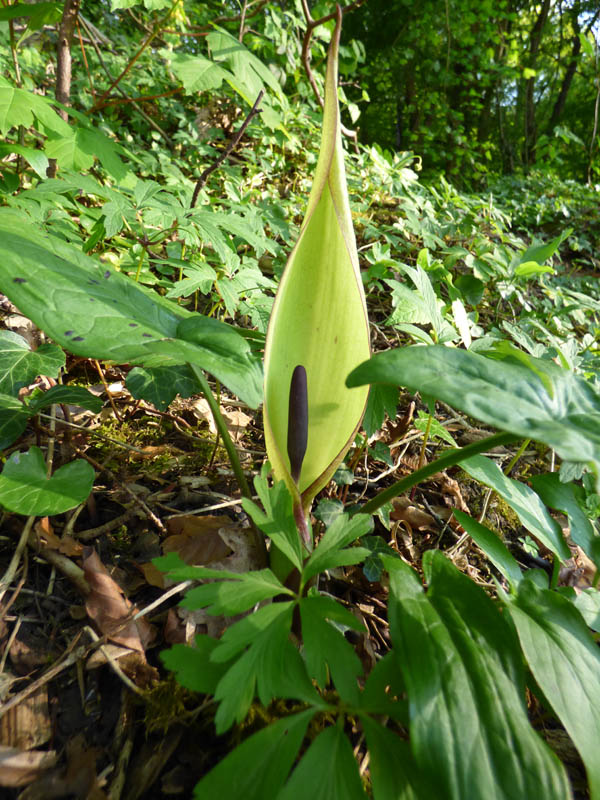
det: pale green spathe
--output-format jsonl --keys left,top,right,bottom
{"left": 263, "top": 12, "right": 370, "bottom": 513}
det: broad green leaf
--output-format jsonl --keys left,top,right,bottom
{"left": 0, "top": 83, "right": 71, "bottom": 137}
{"left": 0, "top": 446, "right": 94, "bottom": 515}
{"left": 0, "top": 143, "right": 49, "bottom": 179}
{"left": 125, "top": 364, "right": 197, "bottom": 411}
{"left": 347, "top": 345, "right": 600, "bottom": 478}
{"left": 278, "top": 725, "right": 367, "bottom": 800}
{"left": 45, "top": 125, "right": 128, "bottom": 181}
{"left": 507, "top": 578, "right": 600, "bottom": 799}
{"left": 263, "top": 17, "right": 370, "bottom": 512}
{"left": 0, "top": 394, "right": 31, "bottom": 450}
{"left": 160, "top": 635, "right": 231, "bottom": 694}
{"left": 0, "top": 212, "right": 262, "bottom": 408}
{"left": 303, "top": 513, "right": 373, "bottom": 581}
{"left": 300, "top": 594, "right": 363, "bottom": 704}
{"left": 0, "top": 331, "right": 64, "bottom": 396}
{"left": 453, "top": 509, "right": 522, "bottom": 587}
{"left": 160, "top": 50, "right": 232, "bottom": 93}
{"left": 461, "top": 454, "right": 570, "bottom": 560}
{"left": 386, "top": 552, "right": 571, "bottom": 800}
{"left": 193, "top": 710, "right": 314, "bottom": 800}
{"left": 573, "top": 588, "right": 600, "bottom": 632}
{"left": 361, "top": 716, "right": 432, "bottom": 800}
{"left": 511, "top": 230, "right": 571, "bottom": 275}
{"left": 530, "top": 472, "right": 600, "bottom": 569}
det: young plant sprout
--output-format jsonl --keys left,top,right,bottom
{"left": 263, "top": 7, "right": 370, "bottom": 544}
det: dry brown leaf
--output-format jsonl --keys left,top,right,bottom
{"left": 164, "top": 515, "right": 234, "bottom": 565}
{"left": 0, "top": 747, "right": 57, "bottom": 788}
{"left": 82, "top": 548, "right": 153, "bottom": 652}
{"left": 391, "top": 496, "right": 435, "bottom": 531}
{"left": 439, "top": 474, "right": 470, "bottom": 512}
{"left": 193, "top": 398, "right": 252, "bottom": 441}
{"left": 18, "top": 734, "right": 107, "bottom": 800}
{"left": 0, "top": 686, "right": 51, "bottom": 750}
{"left": 34, "top": 519, "right": 82, "bottom": 557}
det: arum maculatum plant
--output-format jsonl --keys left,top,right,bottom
{"left": 263, "top": 6, "right": 370, "bottom": 546}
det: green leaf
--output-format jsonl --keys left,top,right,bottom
{"left": 511, "top": 230, "right": 571, "bottom": 275}
{"left": 0, "top": 394, "right": 31, "bottom": 450}
{"left": 160, "top": 635, "right": 231, "bottom": 694}
{"left": 461, "top": 454, "right": 570, "bottom": 560}
{"left": 193, "top": 710, "right": 314, "bottom": 800}
{"left": 363, "top": 383, "right": 398, "bottom": 437}
{"left": 507, "top": 577, "right": 600, "bottom": 799}
{"left": 303, "top": 513, "right": 373, "bottom": 582}
{"left": 160, "top": 50, "right": 232, "bottom": 93}
{"left": 300, "top": 595, "right": 363, "bottom": 704}
{"left": 573, "top": 588, "right": 600, "bottom": 632}
{"left": 0, "top": 331, "right": 65, "bottom": 397}
{"left": 126, "top": 364, "right": 198, "bottom": 411}
{"left": 28, "top": 385, "right": 103, "bottom": 414}
{"left": 0, "top": 143, "right": 49, "bottom": 179}
{"left": 453, "top": 509, "right": 522, "bottom": 587}
{"left": 361, "top": 716, "right": 432, "bottom": 800}
{"left": 386, "top": 552, "right": 571, "bottom": 800}
{"left": 242, "top": 476, "right": 304, "bottom": 571}
{"left": 0, "top": 84, "right": 71, "bottom": 137}
{"left": 347, "top": 345, "right": 600, "bottom": 478}
{"left": 278, "top": 725, "right": 367, "bottom": 800}
{"left": 359, "top": 652, "right": 408, "bottom": 721}
{"left": 0, "top": 213, "right": 263, "bottom": 408}
{"left": 0, "top": 446, "right": 94, "bottom": 515}
{"left": 530, "top": 472, "right": 600, "bottom": 570}
{"left": 181, "top": 569, "right": 289, "bottom": 616}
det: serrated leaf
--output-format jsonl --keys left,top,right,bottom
{"left": 461, "top": 454, "right": 570, "bottom": 560}
{"left": 0, "top": 213, "right": 263, "bottom": 408}
{"left": 193, "top": 710, "right": 314, "bottom": 799}
{"left": 278, "top": 725, "right": 367, "bottom": 800}
{"left": 363, "top": 383, "right": 398, "bottom": 437}
{"left": 160, "top": 635, "right": 231, "bottom": 694}
{"left": 300, "top": 595, "right": 363, "bottom": 704}
{"left": 303, "top": 513, "right": 372, "bottom": 582}
{"left": 0, "top": 446, "right": 94, "bottom": 515}
{"left": 0, "top": 331, "right": 65, "bottom": 397}
{"left": 386, "top": 552, "right": 571, "bottom": 800}
{"left": 507, "top": 577, "right": 600, "bottom": 799}
{"left": 161, "top": 50, "right": 231, "bottom": 93}
{"left": 180, "top": 568, "right": 290, "bottom": 615}
{"left": 0, "top": 84, "right": 70, "bottom": 137}
{"left": 347, "top": 345, "right": 600, "bottom": 480}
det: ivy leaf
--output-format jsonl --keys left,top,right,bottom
{"left": 0, "top": 395, "right": 31, "bottom": 450}
{"left": 0, "top": 331, "right": 65, "bottom": 397}
{"left": 0, "top": 446, "right": 94, "bottom": 515}
{"left": 126, "top": 365, "right": 198, "bottom": 411}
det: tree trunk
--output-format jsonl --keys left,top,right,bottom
{"left": 523, "top": 0, "right": 551, "bottom": 167}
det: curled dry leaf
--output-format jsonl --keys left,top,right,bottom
{"left": 0, "top": 685, "right": 51, "bottom": 750}
{"left": 34, "top": 518, "right": 82, "bottom": 557}
{"left": 0, "top": 746, "right": 57, "bottom": 788}
{"left": 82, "top": 547, "right": 154, "bottom": 652}
{"left": 193, "top": 398, "right": 252, "bottom": 441}
{"left": 391, "top": 496, "right": 435, "bottom": 531}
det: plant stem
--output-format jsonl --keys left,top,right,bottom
{"left": 358, "top": 431, "right": 520, "bottom": 516}
{"left": 187, "top": 364, "right": 252, "bottom": 501}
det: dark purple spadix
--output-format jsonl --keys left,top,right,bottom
{"left": 287, "top": 364, "right": 308, "bottom": 486}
